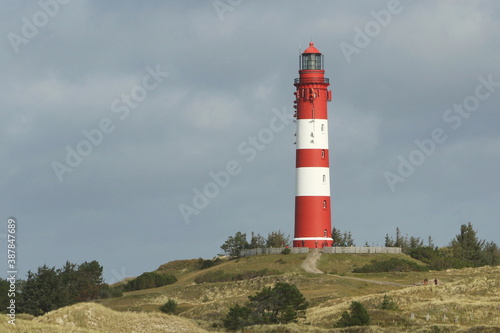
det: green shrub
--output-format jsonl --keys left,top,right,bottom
{"left": 223, "top": 282, "right": 308, "bottom": 330}
{"left": 380, "top": 295, "right": 398, "bottom": 310}
{"left": 223, "top": 304, "right": 251, "bottom": 330}
{"left": 353, "top": 258, "right": 429, "bottom": 273}
{"left": 123, "top": 272, "right": 177, "bottom": 291}
{"left": 99, "top": 284, "right": 123, "bottom": 299}
{"left": 281, "top": 248, "right": 292, "bottom": 255}
{"left": 336, "top": 301, "right": 370, "bottom": 327}
{"left": 197, "top": 258, "right": 215, "bottom": 269}
{"left": 159, "top": 299, "right": 177, "bottom": 314}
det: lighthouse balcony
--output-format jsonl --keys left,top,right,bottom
{"left": 294, "top": 77, "right": 329, "bottom": 85}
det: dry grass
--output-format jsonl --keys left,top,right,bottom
{"left": 21, "top": 302, "right": 207, "bottom": 333}
{"left": 98, "top": 254, "right": 500, "bottom": 332}
{"left": 12, "top": 255, "right": 499, "bottom": 332}
{"left": 306, "top": 265, "right": 500, "bottom": 331}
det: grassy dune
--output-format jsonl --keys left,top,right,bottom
{"left": 1, "top": 302, "right": 207, "bottom": 333}
{"left": 307, "top": 265, "right": 500, "bottom": 331}
{"left": 9, "top": 254, "right": 500, "bottom": 332}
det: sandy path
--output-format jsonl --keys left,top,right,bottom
{"left": 327, "top": 274, "right": 414, "bottom": 287}
{"left": 301, "top": 249, "right": 416, "bottom": 286}
{"left": 301, "top": 249, "right": 324, "bottom": 274}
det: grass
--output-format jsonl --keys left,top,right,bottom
{"left": 14, "top": 254, "right": 500, "bottom": 332}
{"left": 32, "top": 302, "right": 206, "bottom": 333}
{"left": 317, "top": 253, "right": 428, "bottom": 275}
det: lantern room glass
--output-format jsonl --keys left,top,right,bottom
{"left": 300, "top": 53, "right": 323, "bottom": 70}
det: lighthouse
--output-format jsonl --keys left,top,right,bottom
{"left": 293, "top": 42, "right": 333, "bottom": 249}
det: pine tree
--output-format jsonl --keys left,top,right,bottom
{"left": 332, "top": 227, "right": 343, "bottom": 246}
{"left": 483, "top": 242, "right": 500, "bottom": 266}
{"left": 266, "top": 230, "right": 290, "bottom": 248}
{"left": 223, "top": 282, "right": 308, "bottom": 329}
{"left": 220, "top": 232, "right": 249, "bottom": 257}
{"left": 336, "top": 301, "right": 370, "bottom": 327}
{"left": 385, "top": 234, "right": 394, "bottom": 247}
{"left": 450, "top": 222, "right": 485, "bottom": 265}
{"left": 249, "top": 232, "right": 266, "bottom": 249}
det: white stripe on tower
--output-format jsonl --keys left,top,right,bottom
{"left": 295, "top": 117, "right": 329, "bottom": 197}
{"left": 296, "top": 167, "right": 330, "bottom": 196}
{"left": 295, "top": 119, "right": 329, "bottom": 150}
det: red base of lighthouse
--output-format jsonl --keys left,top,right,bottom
{"left": 293, "top": 196, "right": 332, "bottom": 248}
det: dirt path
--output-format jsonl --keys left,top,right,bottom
{"left": 327, "top": 274, "right": 414, "bottom": 287}
{"left": 301, "top": 250, "right": 416, "bottom": 286}
{"left": 301, "top": 249, "right": 324, "bottom": 274}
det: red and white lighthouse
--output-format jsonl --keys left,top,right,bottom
{"left": 293, "top": 42, "right": 333, "bottom": 249}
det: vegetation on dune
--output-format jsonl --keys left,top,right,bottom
{"left": 122, "top": 271, "right": 177, "bottom": 292}
{"left": 385, "top": 222, "right": 500, "bottom": 270}
{"left": 9, "top": 222, "right": 499, "bottom": 332}
{"left": 353, "top": 257, "right": 429, "bottom": 273}
{"left": 11, "top": 258, "right": 500, "bottom": 332}
{"left": 223, "top": 282, "right": 308, "bottom": 330}
{"left": 379, "top": 294, "right": 398, "bottom": 311}
{"left": 194, "top": 268, "right": 281, "bottom": 284}
{"left": 335, "top": 301, "right": 371, "bottom": 328}
{"left": 220, "top": 230, "right": 291, "bottom": 258}
{"left": 29, "top": 302, "right": 207, "bottom": 333}
{"left": 14, "top": 260, "right": 117, "bottom": 317}
{"left": 159, "top": 299, "right": 177, "bottom": 314}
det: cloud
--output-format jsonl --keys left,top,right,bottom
{"left": 0, "top": 1, "right": 498, "bottom": 281}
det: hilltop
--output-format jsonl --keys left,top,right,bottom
{"left": 7, "top": 252, "right": 500, "bottom": 332}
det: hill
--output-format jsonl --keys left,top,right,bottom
{"left": 10, "top": 252, "right": 500, "bottom": 332}
{"left": 2, "top": 302, "right": 207, "bottom": 333}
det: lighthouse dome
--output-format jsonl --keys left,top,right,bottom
{"left": 303, "top": 42, "right": 321, "bottom": 54}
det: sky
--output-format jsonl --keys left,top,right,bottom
{"left": 1, "top": 0, "right": 499, "bottom": 283}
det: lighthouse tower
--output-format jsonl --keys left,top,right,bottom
{"left": 293, "top": 42, "right": 333, "bottom": 249}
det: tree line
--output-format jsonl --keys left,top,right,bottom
{"left": 221, "top": 222, "right": 500, "bottom": 270}
{"left": 0, "top": 260, "right": 112, "bottom": 316}
{"left": 220, "top": 230, "right": 291, "bottom": 257}
{"left": 385, "top": 222, "right": 500, "bottom": 269}
{"left": 0, "top": 260, "right": 177, "bottom": 316}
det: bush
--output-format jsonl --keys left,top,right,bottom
{"left": 197, "top": 258, "right": 215, "bottom": 269}
{"left": 380, "top": 295, "right": 398, "bottom": 310}
{"left": 353, "top": 258, "right": 429, "bottom": 273}
{"left": 336, "top": 301, "right": 370, "bottom": 327}
{"left": 160, "top": 299, "right": 177, "bottom": 314}
{"left": 223, "top": 304, "right": 251, "bottom": 330}
{"left": 282, "top": 248, "right": 291, "bottom": 255}
{"left": 123, "top": 272, "right": 177, "bottom": 291}
{"left": 223, "top": 282, "right": 308, "bottom": 330}
{"left": 99, "top": 284, "right": 123, "bottom": 299}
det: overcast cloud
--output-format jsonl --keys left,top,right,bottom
{"left": 1, "top": 0, "right": 499, "bottom": 282}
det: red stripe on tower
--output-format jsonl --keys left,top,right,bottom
{"left": 293, "top": 42, "right": 333, "bottom": 249}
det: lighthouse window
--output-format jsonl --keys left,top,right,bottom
{"left": 322, "top": 175, "right": 326, "bottom": 183}
{"left": 321, "top": 124, "right": 324, "bottom": 132}
{"left": 323, "top": 200, "right": 327, "bottom": 209}
{"left": 301, "top": 53, "right": 323, "bottom": 70}
{"left": 321, "top": 150, "right": 325, "bottom": 158}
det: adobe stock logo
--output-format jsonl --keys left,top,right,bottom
{"left": 339, "top": 0, "right": 412, "bottom": 64}
{"left": 178, "top": 106, "right": 293, "bottom": 224}
{"left": 51, "top": 65, "right": 169, "bottom": 182}
{"left": 212, "top": 0, "right": 244, "bottom": 21}
{"left": 384, "top": 74, "right": 499, "bottom": 192}
{"left": 7, "top": 0, "right": 71, "bottom": 54}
